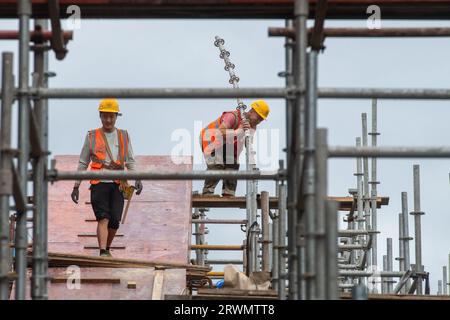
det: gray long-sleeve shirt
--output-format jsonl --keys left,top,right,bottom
{"left": 74, "top": 129, "right": 136, "bottom": 187}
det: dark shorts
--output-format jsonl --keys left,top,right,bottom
{"left": 90, "top": 182, "right": 124, "bottom": 230}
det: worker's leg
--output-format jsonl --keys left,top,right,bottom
{"left": 97, "top": 218, "right": 109, "bottom": 250}
{"left": 202, "top": 163, "right": 224, "bottom": 195}
{"left": 202, "top": 152, "right": 223, "bottom": 195}
{"left": 222, "top": 163, "right": 240, "bottom": 197}
{"left": 106, "top": 183, "right": 125, "bottom": 250}
{"left": 90, "top": 183, "right": 114, "bottom": 253}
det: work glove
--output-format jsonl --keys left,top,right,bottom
{"left": 71, "top": 186, "right": 79, "bottom": 204}
{"left": 242, "top": 119, "right": 251, "bottom": 131}
{"left": 135, "top": 180, "right": 143, "bottom": 195}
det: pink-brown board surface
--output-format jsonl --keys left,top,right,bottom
{"left": 48, "top": 155, "right": 192, "bottom": 262}
{"left": 22, "top": 155, "right": 192, "bottom": 300}
{"left": 15, "top": 267, "right": 186, "bottom": 300}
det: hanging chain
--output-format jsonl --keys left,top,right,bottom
{"left": 214, "top": 36, "right": 248, "bottom": 118}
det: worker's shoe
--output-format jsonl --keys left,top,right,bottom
{"left": 201, "top": 192, "right": 221, "bottom": 197}
{"left": 99, "top": 249, "right": 112, "bottom": 257}
{"left": 221, "top": 191, "right": 235, "bottom": 197}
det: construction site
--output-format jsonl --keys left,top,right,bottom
{"left": 1, "top": 0, "right": 450, "bottom": 302}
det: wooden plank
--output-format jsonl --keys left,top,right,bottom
{"left": 41, "top": 251, "right": 211, "bottom": 272}
{"left": 84, "top": 245, "right": 126, "bottom": 249}
{"left": 51, "top": 277, "right": 121, "bottom": 284}
{"left": 192, "top": 194, "right": 389, "bottom": 211}
{"left": 78, "top": 233, "right": 124, "bottom": 237}
{"left": 152, "top": 270, "right": 165, "bottom": 300}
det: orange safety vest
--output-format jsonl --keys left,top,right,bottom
{"left": 88, "top": 128, "right": 129, "bottom": 185}
{"left": 200, "top": 110, "right": 242, "bottom": 159}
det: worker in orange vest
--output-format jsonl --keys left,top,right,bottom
{"left": 199, "top": 100, "right": 270, "bottom": 197}
{"left": 70, "top": 99, "right": 143, "bottom": 257}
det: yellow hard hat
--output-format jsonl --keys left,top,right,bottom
{"left": 250, "top": 99, "right": 270, "bottom": 120}
{"left": 98, "top": 98, "right": 120, "bottom": 114}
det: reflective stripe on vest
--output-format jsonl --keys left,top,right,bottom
{"left": 89, "top": 128, "right": 128, "bottom": 185}
{"left": 200, "top": 110, "right": 241, "bottom": 157}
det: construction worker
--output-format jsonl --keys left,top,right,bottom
{"left": 199, "top": 99, "right": 270, "bottom": 197}
{"left": 70, "top": 99, "right": 143, "bottom": 257}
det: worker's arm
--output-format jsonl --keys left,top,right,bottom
{"left": 74, "top": 133, "right": 91, "bottom": 188}
{"left": 124, "top": 132, "right": 143, "bottom": 195}
{"left": 71, "top": 133, "right": 90, "bottom": 204}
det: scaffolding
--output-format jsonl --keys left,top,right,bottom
{"left": 1, "top": 0, "right": 450, "bottom": 300}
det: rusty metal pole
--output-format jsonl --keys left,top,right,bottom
{"left": 15, "top": 0, "right": 31, "bottom": 300}
{"left": 0, "top": 52, "right": 14, "bottom": 300}
{"left": 294, "top": 0, "right": 309, "bottom": 300}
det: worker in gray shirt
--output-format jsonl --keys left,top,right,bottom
{"left": 70, "top": 99, "right": 143, "bottom": 257}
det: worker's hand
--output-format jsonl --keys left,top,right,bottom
{"left": 135, "top": 180, "right": 143, "bottom": 195}
{"left": 71, "top": 186, "right": 79, "bottom": 204}
{"left": 242, "top": 119, "right": 251, "bottom": 131}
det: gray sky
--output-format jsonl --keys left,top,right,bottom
{"left": 1, "top": 17, "right": 450, "bottom": 293}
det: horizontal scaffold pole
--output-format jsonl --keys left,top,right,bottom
{"left": 2, "top": 87, "right": 449, "bottom": 100}
{"left": 328, "top": 147, "right": 450, "bottom": 158}
{"left": 48, "top": 169, "right": 283, "bottom": 181}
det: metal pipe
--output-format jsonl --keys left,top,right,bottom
{"left": 285, "top": 18, "right": 298, "bottom": 301}
{"left": 47, "top": 0, "right": 68, "bottom": 60}
{"left": 339, "top": 230, "right": 370, "bottom": 237}
{"left": 204, "top": 260, "right": 243, "bottom": 265}
{"left": 31, "top": 18, "right": 49, "bottom": 300}
{"left": 278, "top": 183, "right": 287, "bottom": 300}
{"left": 387, "top": 238, "right": 393, "bottom": 293}
{"left": 315, "top": 126, "right": 327, "bottom": 300}
{"left": 326, "top": 200, "right": 339, "bottom": 300}
{"left": 191, "top": 219, "right": 247, "bottom": 224}
{"left": 1, "top": 87, "right": 450, "bottom": 100}
{"left": 318, "top": 87, "right": 450, "bottom": 100}
{"left": 261, "top": 191, "right": 270, "bottom": 273}
{"left": 398, "top": 213, "right": 405, "bottom": 276}
{"left": 401, "top": 192, "right": 411, "bottom": 292}
{"left": 444, "top": 266, "right": 448, "bottom": 295}
{"left": 340, "top": 271, "right": 405, "bottom": 278}
{"left": 0, "top": 52, "right": 14, "bottom": 300}
{"left": 50, "top": 169, "right": 281, "bottom": 181}
{"left": 29, "top": 87, "right": 289, "bottom": 99}
{"left": 329, "top": 146, "right": 450, "bottom": 158}
{"left": 15, "top": 0, "right": 31, "bottom": 301}
{"left": 411, "top": 164, "right": 424, "bottom": 294}
{"left": 268, "top": 27, "right": 450, "bottom": 39}
{"left": 2, "top": 87, "right": 450, "bottom": 100}
{"left": 355, "top": 137, "right": 364, "bottom": 284}
{"left": 303, "top": 51, "right": 318, "bottom": 299}
{"left": 0, "top": 30, "right": 73, "bottom": 41}
{"left": 272, "top": 201, "right": 279, "bottom": 292}
{"left": 294, "top": 0, "right": 308, "bottom": 300}
{"left": 369, "top": 100, "right": 379, "bottom": 280}
{"left": 191, "top": 244, "right": 243, "bottom": 251}
{"left": 382, "top": 255, "right": 387, "bottom": 294}
{"left": 361, "top": 113, "right": 372, "bottom": 271}
{"left": 339, "top": 244, "right": 369, "bottom": 251}
{"left": 193, "top": 208, "right": 204, "bottom": 266}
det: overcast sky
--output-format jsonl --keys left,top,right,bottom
{"left": 1, "top": 16, "right": 450, "bottom": 294}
